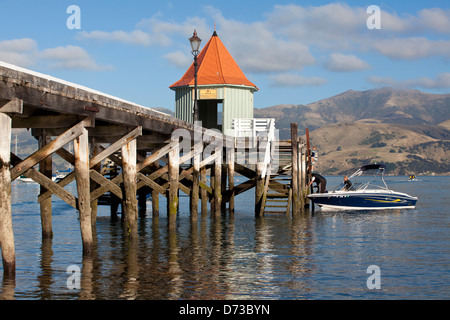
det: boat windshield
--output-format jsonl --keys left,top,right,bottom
{"left": 334, "top": 165, "right": 389, "bottom": 192}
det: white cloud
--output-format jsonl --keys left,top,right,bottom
{"left": 418, "top": 8, "right": 450, "bottom": 34}
{"left": 77, "top": 13, "right": 209, "bottom": 48}
{"left": 325, "top": 53, "right": 370, "bottom": 72}
{"left": 269, "top": 73, "right": 327, "bottom": 87}
{"left": 0, "top": 38, "right": 38, "bottom": 67}
{"left": 163, "top": 51, "right": 192, "bottom": 68}
{"left": 372, "top": 37, "right": 450, "bottom": 60}
{"left": 78, "top": 30, "right": 152, "bottom": 46}
{"left": 0, "top": 38, "right": 111, "bottom": 71}
{"left": 207, "top": 8, "right": 315, "bottom": 73}
{"left": 40, "top": 45, "right": 113, "bottom": 71}
{"left": 264, "top": 3, "right": 450, "bottom": 59}
{"left": 367, "top": 72, "right": 450, "bottom": 89}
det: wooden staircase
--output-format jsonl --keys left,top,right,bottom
{"left": 264, "top": 174, "right": 291, "bottom": 214}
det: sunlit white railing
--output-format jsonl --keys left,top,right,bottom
{"left": 231, "top": 118, "right": 276, "bottom": 178}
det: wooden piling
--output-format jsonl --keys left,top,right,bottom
{"left": 167, "top": 140, "right": 179, "bottom": 229}
{"left": 227, "top": 148, "right": 235, "bottom": 215}
{"left": 90, "top": 141, "right": 102, "bottom": 228}
{"left": 221, "top": 163, "right": 227, "bottom": 213}
{"left": 190, "top": 140, "right": 201, "bottom": 221}
{"left": 214, "top": 150, "right": 222, "bottom": 216}
{"left": 38, "top": 132, "right": 53, "bottom": 239}
{"left": 200, "top": 165, "right": 208, "bottom": 215}
{"left": 122, "top": 139, "right": 138, "bottom": 238}
{"left": 73, "top": 127, "right": 94, "bottom": 256}
{"left": 255, "top": 162, "right": 264, "bottom": 217}
{"left": 291, "top": 123, "right": 300, "bottom": 214}
{"left": 0, "top": 113, "right": 15, "bottom": 278}
{"left": 298, "top": 143, "right": 307, "bottom": 208}
{"left": 151, "top": 160, "right": 160, "bottom": 217}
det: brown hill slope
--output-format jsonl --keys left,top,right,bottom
{"left": 255, "top": 87, "right": 450, "bottom": 139}
{"left": 254, "top": 87, "right": 450, "bottom": 175}
{"left": 308, "top": 122, "right": 450, "bottom": 175}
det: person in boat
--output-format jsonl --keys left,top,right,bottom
{"left": 308, "top": 172, "right": 327, "bottom": 193}
{"left": 343, "top": 175, "right": 352, "bottom": 191}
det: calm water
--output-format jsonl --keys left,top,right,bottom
{"left": 1, "top": 176, "right": 449, "bottom": 300}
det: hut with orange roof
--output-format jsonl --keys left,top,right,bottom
{"left": 170, "top": 30, "right": 258, "bottom": 135}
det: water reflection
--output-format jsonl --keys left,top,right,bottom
{"left": 4, "top": 176, "right": 449, "bottom": 299}
{"left": 4, "top": 209, "right": 319, "bottom": 300}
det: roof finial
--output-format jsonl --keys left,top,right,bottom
{"left": 212, "top": 22, "right": 218, "bottom": 37}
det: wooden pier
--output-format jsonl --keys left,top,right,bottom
{"left": 0, "top": 61, "right": 311, "bottom": 279}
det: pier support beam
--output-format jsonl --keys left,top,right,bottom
{"left": 214, "top": 150, "right": 222, "bottom": 216}
{"left": 38, "top": 132, "right": 53, "bottom": 239}
{"left": 167, "top": 140, "right": 179, "bottom": 229}
{"left": 255, "top": 163, "right": 264, "bottom": 217}
{"left": 74, "top": 127, "right": 94, "bottom": 256}
{"left": 227, "top": 148, "right": 235, "bottom": 215}
{"left": 122, "top": 139, "right": 138, "bottom": 238}
{"left": 291, "top": 123, "right": 300, "bottom": 215}
{"left": 200, "top": 165, "right": 208, "bottom": 215}
{"left": 190, "top": 147, "right": 200, "bottom": 221}
{"left": 151, "top": 160, "right": 160, "bottom": 217}
{"left": 90, "top": 141, "right": 102, "bottom": 229}
{"left": 0, "top": 113, "right": 15, "bottom": 278}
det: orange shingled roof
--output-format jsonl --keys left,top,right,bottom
{"left": 170, "top": 31, "right": 258, "bottom": 90}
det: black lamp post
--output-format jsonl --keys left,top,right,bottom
{"left": 189, "top": 30, "right": 201, "bottom": 123}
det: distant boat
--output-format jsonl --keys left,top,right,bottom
{"left": 17, "top": 176, "right": 35, "bottom": 183}
{"left": 408, "top": 174, "right": 418, "bottom": 181}
{"left": 18, "top": 174, "right": 66, "bottom": 183}
{"left": 308, "top": 164, "right": 418, "bottom": 211}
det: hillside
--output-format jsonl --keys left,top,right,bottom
{"left": 308, "top": 122, "right": 449, "bottom": 175}
{"left": 255, "top": 87, "right": 450, "bottom": 175}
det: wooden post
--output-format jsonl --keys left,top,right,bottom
{"left": 221, "top": 163, "right": 227, "bottom": 213}
{"left": 214, "top": 150, "right": 222, "bottom": 216}
{"left": 305, "top": 128, "right": 312, "bottom": 177}
{"left": 227, "top": 148, "right": 235, "bottom": 215}
{"left": 291, "top": 123, "right": 300, "bottom": 215}
{"left": 190, "top": 145, "right": 200, "bottom": 222}
{"left": 200, "top": 165, "right": 208, "bottom": 215}
{"left": 255, "top": 162, "right": 264, "bottom": 217}
{"left": 210, "top": 165, "right": 215, "bottom": 213}
{"left": 38, "top": 131, "right": 53, "bottom": 239}
{"left": 300, "top": 144, "right": 307, "bottom": 208}
{"left": 122, "top": 139, "right": 138, "bottom": 238}
{"left": 167, "top": 140, "right": 179, "bottom": 229}
{"left": 0, "top": 113, "right": 15, "bottom": 278}
{"left": 110, "top": 164, "right": 120, "bottom": 218}
{"left": 137, "top": 151, "right": 147, "bottom": 217}
{"left": 151, "top": 160, "right": 160, "bottom": 217}
{"left": 90, "top": 141, "right": 102, "bottom": 229}
{"left": 74, "top": 127, "right": 94, "bottom": 256}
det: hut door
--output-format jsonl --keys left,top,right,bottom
{"left": 198, "top": 99, "right": 223, "bottom": 131}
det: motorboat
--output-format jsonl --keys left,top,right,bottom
{"left": 308, "top": 164, "right": 418, "bottom": 211}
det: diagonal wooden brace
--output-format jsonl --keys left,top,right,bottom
{"left": 10, "top": 117, "right": 94, "bottom": 181}
{"left": 11, "top": 153, "right": 77, "bottom": 208}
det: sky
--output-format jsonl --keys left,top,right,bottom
{"left": 0, "top": 0, "right": 449, "bottom": 111}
